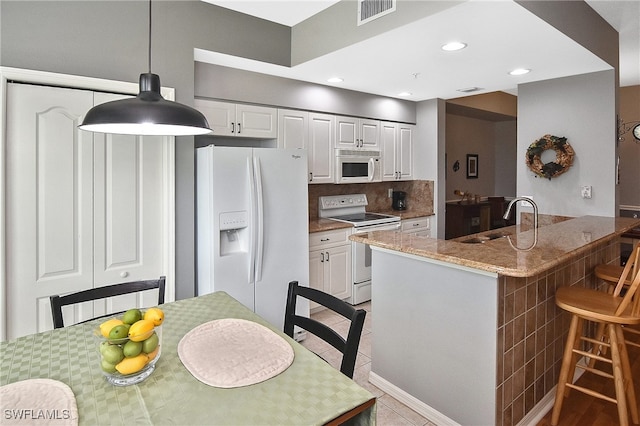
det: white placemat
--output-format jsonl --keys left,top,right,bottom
{"left": 177, "top": 318, "right": 294, "bottom": 388}
{"left": 0, "top": 379, "right": 79, "bottom": 425}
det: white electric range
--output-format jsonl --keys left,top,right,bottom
{"left": 319, "top": 194, "right": 401, "bottom": 305}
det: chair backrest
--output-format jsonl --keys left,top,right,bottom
{"left": 612, "top": 246, "right": 640, "bottom": 317}
{"left": 284, "top": 281, "right": 366, "bottom": 378}
{"left": 50, "top": 276, "right": 166, "bottom": 329}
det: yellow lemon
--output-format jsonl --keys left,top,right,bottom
{"left": 128, "top": 319, "right": 155, "bottom": 342}
{"left": 143, "top": 307, "right": 164, "bottom": 326}
{"left": 99, "top": 318, "right": 124, "bottom": 338}
{"left": 115, "top": 353, "right": 148, "bottom": 375}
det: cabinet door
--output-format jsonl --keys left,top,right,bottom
{"left": 194, "top": 99, "right": 235, "bottom": 136}
{"left": 308, "top": 113, "right": 334, "bottom": 184}
{"left": 326, "top": 245, "right": 351, "bottom": 301}
{"left": 381, "top": 122, "right": 398, "bottom": 181}
{"left": 236, "top": 104, "right": 277, "bottom": 138}
{"left": 308, "top": 250, "right": 325, "bottom": 312}
{"left": 360, "top": 119, "right": 380, "bottom": 149}
{"left": 335, "top": 116, "right": 357, "bottom": 148}
{"left": 5, "top": 83, "right": 95, "bottom": 338}
{"left": 277, "top": 109, "right": 308, "bottom": 150}
{"left": 398, "top": 124, "right": 413, "bottom": 180}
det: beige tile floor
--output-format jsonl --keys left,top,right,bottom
{"left": 300, "top": 302, "right": 439, "bottom": 426}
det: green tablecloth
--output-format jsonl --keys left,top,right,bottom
{"left": 1, "top": 292, "right": 375, "bottom": 425}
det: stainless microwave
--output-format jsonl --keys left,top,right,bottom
{"left": 335, "top": 149, "right": 381, "bottom": 184}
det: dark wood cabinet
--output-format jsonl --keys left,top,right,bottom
{"left": 445, "top": 199, "right": 514, "bottom": 239}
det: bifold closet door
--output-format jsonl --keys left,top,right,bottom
{"left": 6, "top": 83, "right": 94, "bottom": 339}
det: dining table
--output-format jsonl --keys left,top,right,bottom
{"left": 0, "top": 291, "right": 376, "bottom": 425}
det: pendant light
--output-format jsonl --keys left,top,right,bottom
{"left": 79, "top": 0, "right": 211, "bottom": 136}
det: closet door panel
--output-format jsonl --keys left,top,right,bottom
{"left": 6, "top": 83, "right": 94, "bottom": 338}
{"left": 93, "top": 93, "right": 165, "bottom": 299}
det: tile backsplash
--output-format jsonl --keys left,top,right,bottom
{"left": 308, "top": 180, "right": 434, "bottom": 219}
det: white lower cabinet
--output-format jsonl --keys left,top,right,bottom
{"left": 308, "top": 228, "right": 352, "bottom": 312}
{"left": 401, "top": 216, "right": 431, "bottom": 237}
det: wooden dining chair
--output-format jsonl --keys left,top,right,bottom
{"left": 284, "top": 280, "right": 366, "bottom": 379}
{"left": 50, "top": 276, "right": 166, "bottom": 329}
{"left": 551, "top": 251, "right": 640, "bottom": 426}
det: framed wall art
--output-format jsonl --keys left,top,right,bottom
{"left": 466, "top": 154, "right": 478, "bottom": 179}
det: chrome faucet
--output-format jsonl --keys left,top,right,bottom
{"left": 503, "top": 197, "right": 538, "bottom": 229}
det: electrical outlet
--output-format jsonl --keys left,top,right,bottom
{"left": 581, "top": 185, "right": 592, "bottom": 199}
{"left": 388, "top": 188, "right": 393, "bottom": 198}
{"left": 521, "top": 196, "right": 533, "bottom": 207}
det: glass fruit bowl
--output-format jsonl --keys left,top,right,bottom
{"left": 93, "top": 309, "right": 163, "bottom": 386}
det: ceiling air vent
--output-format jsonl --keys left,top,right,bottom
{"left": 358, "top": 0, "right": 396, "bottom": 26}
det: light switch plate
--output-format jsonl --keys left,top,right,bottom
{"left": 581, "top": 185, "right": 592, "bottom": 199}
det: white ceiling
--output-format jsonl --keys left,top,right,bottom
{"left": 199, "top": 0, "right": 639, "bottom": 101}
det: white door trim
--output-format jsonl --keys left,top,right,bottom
{"left": 0, "top": 67, "right": 176, "bottom": 341}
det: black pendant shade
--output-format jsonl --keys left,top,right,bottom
{"left": 79, "top": 73, "right": 211, "bottom": 136}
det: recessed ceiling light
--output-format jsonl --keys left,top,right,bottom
{"left": 441, "top": 42, "right": 467, "bottom": 51}
{"left": 509, "top": 68, "right": 531, "bottom": 76}
{"left": 327, "top": 77, "right": 343, "bottom": 83}
{"left": 457, "top": 87, "right": 482, "bottom": 93}
{"left": 398, "top": 92, "right": 412, "bottom": 97}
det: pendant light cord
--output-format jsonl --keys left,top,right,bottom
{"left": 148, "top": 0, "right": 152, "bottom": 73}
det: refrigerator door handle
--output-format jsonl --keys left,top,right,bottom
{"left": 253, "top": 156, "right": 265, "bottom": 283}
{"left": 247, "top": 157, "right": 257, "bottom": 285}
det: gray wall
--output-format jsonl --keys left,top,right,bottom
{"left": 517, "top": 70, "right": 617, "bottom": 217}
{"left": 1, "top": 0, "right": 291, "bottom": 300}
{"left": 195, "top": 63, "right": 415, "bottom": 123}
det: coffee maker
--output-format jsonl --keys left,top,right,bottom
{"left": 392, "top": 191, "right": 407, "bottom": 211}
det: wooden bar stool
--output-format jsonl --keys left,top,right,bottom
{"left": 595, "top": 246, "right": 640, "bottom": 351}
{"left": 551, "top": 250, "right": 640, "bottom": 426}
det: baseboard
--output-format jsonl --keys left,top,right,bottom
{"left": 370, "top": 359, "right": 587, "bottom": 426}
{"left": 369, "top": 372, "right": 460, "bottom": 426}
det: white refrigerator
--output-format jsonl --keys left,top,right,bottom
{"left": 196, "top": 145, "right": 310, "bottom": 334}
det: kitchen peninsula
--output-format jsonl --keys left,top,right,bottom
{"left": 351, "top": 216, "right": 640, "bottom": 425}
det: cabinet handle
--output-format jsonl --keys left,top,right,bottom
{"left": 325, "top": 251, "right": 329, "bottom": 261}
{"left": 237, "top": 123, "right": 241, "bottom": 134}
{"left": 320, "top": 238, "right": 330, "bottom": 242}
{"left": 120, "top": 271, "right": 129, "bottom": 278}
{"left": 231, "top": 122, "right": 235, "bottom": 133}
{"left": 309, "top": 172, "right": 313, "bottom": 182}
{"left": 321, "top": 252, "right": 324, "bottom": 262}
{"left": 413, "top": 223, "right": 419, "bottom": 227}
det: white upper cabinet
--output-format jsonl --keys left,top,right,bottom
{"left": 381, "top": 122, "right": 413, "bottom": 181}
{"left": 308, "top": 113, "right": 335, "bottom": 184}
{"left": 277, "top": 109, "right": 308, "bottom": 150}
{"left": 194, "top": 99, "right": 277, "bottom": 139}
{"left": 335, "top": 116, "right": 380, "bottom": 149}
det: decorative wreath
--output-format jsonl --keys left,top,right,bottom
{"left": 525, "top": 134, "right": 575, "bottom": 180}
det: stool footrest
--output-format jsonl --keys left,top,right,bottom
{"left": 566, "top": 383, "right": 617, "bottom": 404}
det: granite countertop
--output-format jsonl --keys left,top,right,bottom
{"left": 349, "top": 215, "right": 640, "bottom": 277}
{"left": 309, "top": 209, "right": 434, "bottom": 233}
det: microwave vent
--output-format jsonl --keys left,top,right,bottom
{"left": 358, "top": 0, "right": 396, "bottom": 26}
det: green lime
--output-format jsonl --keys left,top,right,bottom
{"left": 123, "top": 340, "right": 143, "bottom": 358}
{"left": 102, "top": 344, "right": 124, "bottom": 365}
{"left": 99, "top": 340, "right": 111, "bottom": 355}
{"left": 142, "top": 332, "right": 159, "bottom": 353}
{"left": 122, "top": 309, "right": 142, "bottom": 325}
{"left": 108, "top": 324, "right": 129, "bottom": 341}
{"left": 101, "top": 359, "right": 117, "bottom": 373}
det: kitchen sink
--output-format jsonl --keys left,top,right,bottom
{"left": 461, "top": 236, "right": 490, "bottom": 244}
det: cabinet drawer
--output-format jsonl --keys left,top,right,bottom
{"left": 309, "top": 228, "right": 351, "bottom": 249}
{"left": 401, "top": 217, "right": 430, "bottom": 232}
